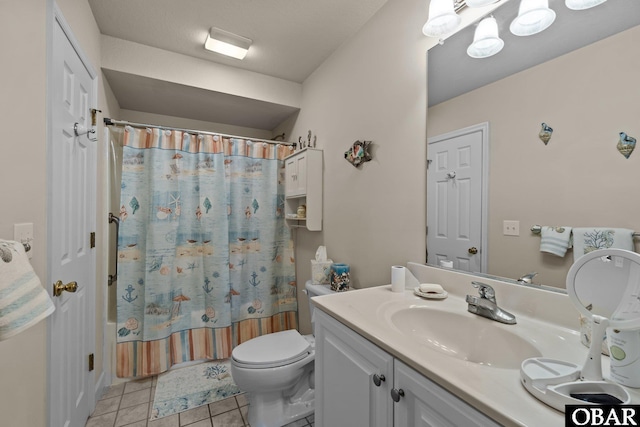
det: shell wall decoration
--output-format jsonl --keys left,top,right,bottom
{"left": 344, "top": 140, "right": 372, "bottom": 168}
{"left": 538, "top": 123, "right": 553, "bottom": 145}
{"left": 617, "top": 132, "right": 636, "bottom": 159}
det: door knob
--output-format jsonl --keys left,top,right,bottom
{"left": 468, "top": 247, "right": 478, "bottom": 255}
{"left": 53, "top": 280, "right": 78, "bottom": 297}
{"left": 390, "top": 388, "right": 405, "bottom": 402}
{"left": 372, "top": 374, "right": 386, "bottom": 387}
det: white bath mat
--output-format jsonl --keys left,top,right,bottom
{"left": 151, "top": 359, "right": 242, "bottom": 420}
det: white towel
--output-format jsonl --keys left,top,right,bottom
{"left": 0, "top": 240, "right": 55, "bottom": 340}
{"left": 572, "top": 228, "right": 635, "bottom": 262}
{"left": 539, "top": 226, "right": 573, "bottom": 257}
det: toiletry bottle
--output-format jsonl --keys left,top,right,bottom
{"left": 608, "top": 328, "right": 640, "bottom": 388}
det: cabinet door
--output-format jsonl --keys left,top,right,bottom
{"left": 393, "top": 360, "right": 500, "bottom": 427}
{"left": 315, "top": 310, "right": 393, "bottom": 427}
{"left": 284, "top": 152, "right": 308, "bottom": 197}
{"left": 294, "top": 153, "right": 307, "bottom": 195}
{"left": 285, "top": 156, "right": 298, "bottom": 197}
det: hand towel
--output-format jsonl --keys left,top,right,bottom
{"left": 0, "top": 240, "right": 55, "bottom": 340}
{"left": 539, "top": 226, "right": 573, "bottom": 257}
{"left": 572, "top": 228, "right": 635, "bottom": 262}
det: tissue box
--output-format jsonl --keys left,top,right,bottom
{"left": 311, "top": 259, "right": 333, "bottom": 284}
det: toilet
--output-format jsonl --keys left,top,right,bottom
{"left": 230, "top": 281, "right": 335, "bottom": 427}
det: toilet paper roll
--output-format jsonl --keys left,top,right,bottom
{"left": 391, "top": 265, "right": 405, "bottom": 293}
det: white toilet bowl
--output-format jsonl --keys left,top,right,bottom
{"left": 230, "top": 282, "right": 334, "bottom": 427}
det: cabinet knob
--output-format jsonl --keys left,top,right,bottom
{"left": 372, "top": 374, "right": 385, "bottom": 387}
{"left": 390, "top": 388, "right": 405, "bottom": 402}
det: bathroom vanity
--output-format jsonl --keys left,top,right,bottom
{"left": 312, "top": 262, "right": 640, "bottom": 427}
{"left": 315, "top": 309, "right": 500, "bottom": 426}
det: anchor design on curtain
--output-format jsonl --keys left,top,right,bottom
{"left": 115, "top": 127, "right": 297, "bottom": 378}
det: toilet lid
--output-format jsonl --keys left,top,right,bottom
{"left": 232, "top": 329, "right": 311, "bottom": 367}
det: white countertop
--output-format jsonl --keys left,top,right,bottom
{"left": 312, "top": 273, "right": 640, "bottom": 427}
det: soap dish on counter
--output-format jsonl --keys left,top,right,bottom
{"left": 414, "top": 287, "right": 448, "bottom": 300}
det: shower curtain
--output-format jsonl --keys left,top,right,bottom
{"left": 115, "top": 126, "right": 297, "bottom": 378}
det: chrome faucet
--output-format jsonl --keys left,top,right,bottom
{"left": 517, "top": 272, "right": 538, "bottom": 285}
{"left": 465, "top": 281, "right": 516, "bottom": 325}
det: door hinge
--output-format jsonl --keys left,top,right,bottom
{"left": 90, "top": 232, "right": 96, "bottom": 248}
{"left": 88, "top": 353, "right": 94, "bottom": 371}
{"left": 90, "top": 108, "right": 102, "bottom": 127}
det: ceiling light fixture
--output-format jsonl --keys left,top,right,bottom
{"left": 422, "top": 0, "right": 462, "bottom": 37}
{"left": 204, "top": 27, "right": 252, "bottom": 60}
{"left": 510, "top": 0, "right": 556, "bottom": 36}
{"left": 467, "top": 16, "right": 504, "bottom": 58}
{"left": 565, "top": 0, "right": 607, "bottom": 10}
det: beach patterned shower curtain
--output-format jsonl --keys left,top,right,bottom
{"left": 116, "top": 126, "right": 297, "bottom": 378}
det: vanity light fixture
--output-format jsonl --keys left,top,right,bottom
{"left": 565, "top": 0, "right": 607, "bottom": 10}
{"left": 204, "top": 27, "right": 252, "bottom": 60}
{"left": 422, "top": 0, "right": 462, "bottom": 37}
{"left": 509, "top": 0, "right": 556, "bottom": 36}
{"left": 427, "top": 0, "right": 606, "bottom": 58}
{"left": 467, "top": 16, "right": 504, "bottom": 58}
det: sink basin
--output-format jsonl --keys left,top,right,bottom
{"left": 390, "top": 306, "right": 542, "bottom": 369}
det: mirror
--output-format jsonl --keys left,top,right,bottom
{"left": 426, "top": 0, "right": 640, "bottom": 289}
{"left": 568, "top": 249, "right": 640, "bottom": 327}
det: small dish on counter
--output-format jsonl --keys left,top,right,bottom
{"left": 414, "top": 287, "right": 448, "bottom": 300}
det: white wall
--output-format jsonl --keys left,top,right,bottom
{"left": 280, "top": 0, "right": 431, "bottom": 333}
{"left": 102, "top": 35, "right": 302, "bottom": 109}
{"left": 0, "top": 1, "right": 50, "bottom": 425}
{"left": 118, "top": 109, "right": 275, "bottom": 140}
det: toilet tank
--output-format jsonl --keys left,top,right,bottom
{"left": 304, "top": 280, "right": 335, "bottom": 333}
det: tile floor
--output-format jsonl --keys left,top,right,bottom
{"left": 85, "top": 376, "right": 315, "bottom": 427}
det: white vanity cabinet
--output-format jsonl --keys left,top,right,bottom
{"left": 314, "top": 309, "right": 394, "bottom": 427}
{"left": 284, "top": 148, "right": 322, "bottom": 231}
{"left": 314, "top": 309, "right": 501, "bottom": 427}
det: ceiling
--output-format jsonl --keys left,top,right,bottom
{"left": 89, "top": 0, "right": 389, "bottom": 131}
{"left": 428, "top": 0, "right": 640, "bottom": 107}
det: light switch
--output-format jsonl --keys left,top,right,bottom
{"left": 14, "top": 223, "right": 34, "bottom": 259}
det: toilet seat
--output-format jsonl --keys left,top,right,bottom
{"left": 232, "top": 329, "right": 311, "bottom": 369}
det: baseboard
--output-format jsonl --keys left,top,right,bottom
{"left": 94, "top": 371, "right": 108, "bottom": 401}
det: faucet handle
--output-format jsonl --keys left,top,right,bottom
{"left": 471, "top": 281, "right": 496, "bottom": 302}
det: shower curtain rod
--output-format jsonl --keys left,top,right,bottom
{"left": 103, "top": 118, "right": 295, "bottom": 147}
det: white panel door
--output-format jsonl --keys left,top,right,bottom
{"left": 427, "top": 123, "right": 487, "bottom": 273}
{"left": 49, "top": 12, "right": 97, "bottom": 427}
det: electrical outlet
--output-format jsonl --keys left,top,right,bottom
{"left": 14, "top": 223, "right": 34, "bottom": 259}
{"left": 503, "top": 220, "right": 520, "bottom": 236}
